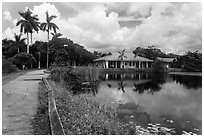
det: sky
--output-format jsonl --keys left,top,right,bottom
{"left": 2, "top": 2, "right": 202, "bottom": 54}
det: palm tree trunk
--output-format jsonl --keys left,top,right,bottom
{"left": 30, "top": 33, "right": 33, "bottom": 45}
{"left": 30, "top": 33, "right": 33, "bottom": 69}
{"left": 38, "top": 52, "right": 41, "bottom": 69}
{"left": 17, "top": 47, "right": 20, "bottom": 53}
{"left": 27, "top": 32, "right": 29, "bottom": 54}
{"left": 46, "top": 30, "right": 49, "bottom": 69}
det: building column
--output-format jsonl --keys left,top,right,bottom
{"left": 105, "top": 61, "right": 108, "bottom": 68}
{"left": 139, "top": 61, "right": 141, "bottom": 68}
{"left": 146, "top": 62, "right": 148, "bottom": 68}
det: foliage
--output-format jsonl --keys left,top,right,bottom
{"left": 2, "top": 37, "right": 27, "bottom": 59}
{"left": 172, "top": 51, "right": 202, "bottom": 72}
{"left": 40, "top": 11, "right": 59, "bottom": 35}
{"left": 16, "top": 8, "right": 40, "bottom": 53}
{"left": 10, "top": 33, "right": 26, "bottom": 53}
{"left": 2, "top": 57, "right": 18, "bottom": 74}
{"left": 12, "top": 52, "right": 36, "bottom": 69}
{"left": 50, "top": 66, "right": 100, "bottom": 94}
{"left": 133, "top": 46, "right": 168, "bottom": 60}
{"left": 118, "top": 49, "right": 127, "bottom": 68}
{"left": 29, "top": 41, "right": 48, "bottom": 68}
{"left": 151, "top": 60, "right": 166, "bottom": 72}
{"left": 48, "top": 37, "right": 95, "bottom": 66}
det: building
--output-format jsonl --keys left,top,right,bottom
{"left": 94, "top": 52, "right": 153, "bottom": 69}
{"left": 156, "top": 57, "right": 175, "bottom": 68}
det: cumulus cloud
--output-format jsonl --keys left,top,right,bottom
{"left": 3, "top": 11, "right": 12, "bottom": 20}
{"left": 2, "top": 2, "right": 202, "bottom": 54}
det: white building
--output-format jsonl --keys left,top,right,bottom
{"left": 94, "top": 52, "right": 153, "bottom": 69}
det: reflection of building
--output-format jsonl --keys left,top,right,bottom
{"left": 94, "top": 52, "right": 153, "bottom": 69}
{"left": 157, "top": 57, "right": 175, "bottom": 68}
{"left": 99, "top": 73, "right": 151, "bottom": 81}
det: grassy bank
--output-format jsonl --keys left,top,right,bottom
{"left": 31, "top": 81, "right": 51, "bottom": 135}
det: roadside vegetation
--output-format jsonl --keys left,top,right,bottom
{"left": 31, "top": 81, "right": 51, "bottom": 135}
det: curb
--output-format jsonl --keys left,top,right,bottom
{"left": 42, "top": 78, "right": 65, "bottom": 135}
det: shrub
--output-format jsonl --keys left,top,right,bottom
{"left": 152, "top": 60, "right": 166, "bottom": 72}
{"left": 2, "top": 58, "right": 18, "bottom": 74}
{"left": 50, "top": 66, "right": 100, "bottom": 95}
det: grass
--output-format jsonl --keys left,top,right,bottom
{"left": 47, "top": 79, "right": 176, "bottom": 135}
{"left": 31, "top": 81, "right": 51, "bottom": 135}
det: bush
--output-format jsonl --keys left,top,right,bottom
{"left": 2, "top": 58, "right": 18, "bottom": 74}
{"left": 50, "top": 66, "right": 100, "bottom": 95}
{"left": 152, "top": 60, "right": 166, "bottom": 72}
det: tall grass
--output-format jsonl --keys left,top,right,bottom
{"left": 50, "top": 66, "right": 101, "bottom": 94}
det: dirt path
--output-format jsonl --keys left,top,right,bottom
{"left": 2, "top": 69, "right": 49, "bottom": 135}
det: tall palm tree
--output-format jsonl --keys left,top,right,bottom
{"left": 16, "top": 9, "right": 40, "bottom": 54}
{"left": 11, "top": 33, "right": 26, "bottom": 53}
{"left": 40, "top": 11, "right": 59, "bottom": 68}
{"left": 118, "top": 49, "right": 127, "bottom": 68}
{"left": 29, "top": 14, "right": 40, "bottom": 45}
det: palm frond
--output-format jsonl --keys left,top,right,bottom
{"left": 48, "top": 15, "right": 57, "bottom": 22}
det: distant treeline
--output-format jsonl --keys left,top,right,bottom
{"left": 2, "top": 37, "right": 202, "bottom": 73}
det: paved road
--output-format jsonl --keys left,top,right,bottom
{"left": 2, "top": 70, "right": 49, "bottom": 135}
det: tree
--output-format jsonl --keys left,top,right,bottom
{"left": 29, "top": 13, "right": 40, "bottom": 45}
{"left": 118, "top": 49, "right": 127, "bottom": 68}
{"left": 12, "top": 52, "right": 36, "bottom": 69}
{"left": 40, "top": 11, "right": 59, "bottom": 68}
{"left": 10, "top": 33, "right": 26, "bottom": 53}
{"left": 172, "top": 51, "right": 202, "bottom": 72}
{"left": 16, "top": 9, "right": 40, "bottom": 54}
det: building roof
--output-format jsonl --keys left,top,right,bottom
{"left": 157, "top": 57, "right": 175, "bottom": 63}
{"left": 94, "top": 52, "right": 153, "bottom": 62}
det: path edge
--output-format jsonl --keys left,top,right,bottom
{"left": 42, "top": 78, "right": 65, "bottom": 135}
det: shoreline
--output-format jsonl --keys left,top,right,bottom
{"left": 168, "top": 72, "right": 202, "bottom": 76}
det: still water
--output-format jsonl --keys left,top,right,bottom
{"left": 93, "top": 73, "right": 202, "bottom": 134}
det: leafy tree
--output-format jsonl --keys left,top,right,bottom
{"left": 12, "top": 52, "right": 36, "bottom": 69}
{"left": 2, "top": 38, "right": 15, "bottom": 58}
{"left": 172, "top": 51, "right": 202, "bottom": 72}
{"left": 30, "top": 40, "right": 48, "bottom": 68}
{"left": 133, "top": 46, "right": 167, "bottom": 60}
{"left": 40, "top": 11, "right": 59, "bottom": 68}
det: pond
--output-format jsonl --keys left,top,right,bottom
{"left": 93, "top": 72, "right": 202, "bottom": 135}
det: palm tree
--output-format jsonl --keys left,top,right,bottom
{"left": 40, "top": 11, "right": 59, "bottom": 68}
{"left": 29, "top": 14, "right": 40, "bottom": 45}
{"left": 11, "top": 33, "right": 26, "bottom": 53}
{"left": 16, "top": 9, "right": 40, "bottom": 54}
{"left": 118, "top": 49, "right": 127, "bottom": 68}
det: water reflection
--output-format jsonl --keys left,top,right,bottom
{"left": 170, "top": 74, "right": 202, "bottom": 89}
{"left": 93, "top": 72, "right": 202, "bottom": 135}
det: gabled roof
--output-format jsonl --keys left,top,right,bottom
{"left": 157, "top": 57, "right": 175, "bottom": 63}
{"left": 94, "top": 52, "right": 153, "bottom": 62}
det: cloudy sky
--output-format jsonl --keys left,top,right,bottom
{"left": 2, "top": 2, "right": 202, "bottom": 54}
